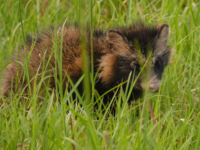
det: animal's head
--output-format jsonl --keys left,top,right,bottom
{"left": 98, "top": 23, "right": 173, "bottom": 97}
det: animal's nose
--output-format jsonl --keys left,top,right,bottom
{"left": 149, "top": 78, "right": 160, "bottom": 92}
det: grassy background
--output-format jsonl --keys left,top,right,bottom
{"left": 1, "top": 0, "right": 200, "bottom": 149}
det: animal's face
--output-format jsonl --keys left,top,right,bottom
{"left": 98, "top": 24, "right": 173, "bottom": 94}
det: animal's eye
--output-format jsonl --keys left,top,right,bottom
{"left": 155, "top": 59, "right": 162, "bottom": 68}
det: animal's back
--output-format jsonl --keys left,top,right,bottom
{"left": 1, "top": 26, "right": 82, "bottom": 97}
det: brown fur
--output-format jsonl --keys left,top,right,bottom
{"left": 1, "top": 23, "right": 173, "bottom": 101}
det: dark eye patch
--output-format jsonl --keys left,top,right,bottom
{"left": 155, "top": 59, "right": 162, "bottom": 69}
{"left": 154, "top": 57, "right": 165, "bottom": 79}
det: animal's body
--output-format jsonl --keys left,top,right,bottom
{"left": 0, "top": 23, "right": 173, "bottom": 101}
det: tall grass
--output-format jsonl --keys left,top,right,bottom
{"left": 0, "top": 0, "right": 200, "bottom": 149}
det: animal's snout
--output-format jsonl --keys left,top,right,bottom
{"left": 149, "top": 77, "right": 160, "bottom": 92}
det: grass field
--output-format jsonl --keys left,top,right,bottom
{"left": 1, "top": 0, "right": 200, "bottom": 149}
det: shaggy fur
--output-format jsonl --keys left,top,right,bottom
{"left": 0, "top": 23, "right": 173, "bottom": 101}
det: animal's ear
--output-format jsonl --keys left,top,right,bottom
{"left": 106, "top": 30, "right": 128, "bottom": 49}
{"left": 157, "top": 24, "right": 170, "bottom": 45}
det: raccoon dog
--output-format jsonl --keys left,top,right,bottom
{"left": 0, "top": 23, "right": 173, "bottom": 102}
